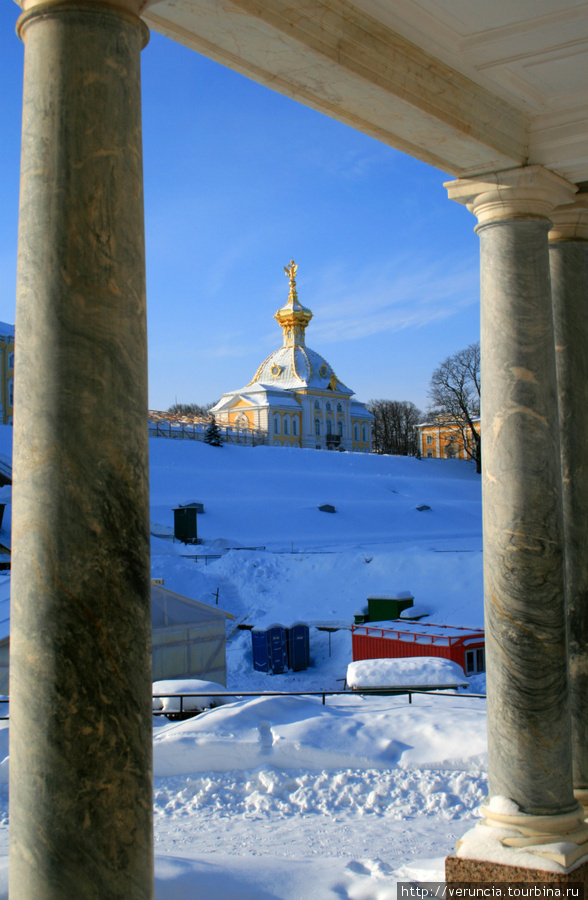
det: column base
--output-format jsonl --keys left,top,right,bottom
{"left": 447, "top": 801, "right": 588, "bottom": 877}
{"left": 575, "top": 790, "right": 588, "bottom": 819}
{"left": 446, "top": 856, "right": 588, "bottom": 887}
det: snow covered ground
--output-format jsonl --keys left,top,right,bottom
{"left": 0, "top": 429, "right": 488, "bottom": 898}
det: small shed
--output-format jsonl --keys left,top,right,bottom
{"left": 173, "top": 506, "right": 199, "bottom": 543}
{"left": 351, "top": 621, "right": 485, "bottom": 675}
{"left": 367, "top": 593, "right": 414, "bottom": 622}
{"left": 151, "top": 583, "right": 234, "bottom": 685}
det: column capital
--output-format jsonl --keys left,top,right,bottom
{"left": 550, "top": 193, "right": 588, "bottom": 242}
{"left": 16, "top": 0, "right": 149, "bottom": 21}
{"left": 444, "top": 165, "right": 577, "bottom": 228}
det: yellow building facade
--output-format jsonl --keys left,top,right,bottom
{"left": 415, "top": 415, "right": 481, "bottom": 461}
{"left": 211, "top": 262, "right": 373, "bottom": 452}
{"left": 0, "top": 324, "right": 15, "bottom": 426}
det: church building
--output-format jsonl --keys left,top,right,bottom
{"left": 210, "top": 262, "right": 373, "bottom": 451}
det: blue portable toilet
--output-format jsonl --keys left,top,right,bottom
{"left": 252, "top": 628, "right": 269, "bottom": 672}
{"left": 287, "top": 623, "right": 310, "bottom": 671}
{"left": 251, "top": 624, "right": 288, "bottom": 674}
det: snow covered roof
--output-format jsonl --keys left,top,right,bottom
{"left": 353, "top": 621, "right": 484, "bottom": 645}
{"left": 211, "top": 383, "right": 303, "bottom": 413}
{"left": 248, "top": 345, "right": 353, "bottom": 395}
{"left": 349, "top": 401, "right": 374, "bottom": 420}
{"left": 151, "top": 584, "right": 234, "bottom": 629}
{"left": 0, "top": 324, "right": 14, "bottom": 341}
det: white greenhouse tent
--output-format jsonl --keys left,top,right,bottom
{"left": 151, "top": 582, "right": 234, "bottom": 685}
{"left": 0, "top": 579, "right": 234, "bottom": 695}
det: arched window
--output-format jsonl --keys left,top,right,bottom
{"left": 362, "top": 424, "right": 367, "bottom": 443}
{"left": 315, "top": 418, "right": 321, "bottom": 436}
{"left": 336, "top": 403, "right": 342, "bottom": 412}
{"left": 292, "top": 418, "right": 298, "bottom": 436}
{"left": 274, "top": 416, "right": 280, "bottom": 435}
{"left": 326, "top": 401, "right": 331, "bottom": 412}
{"left": 338, "top": 420, "right": 343, "bottom": 437}
{"left": 314, "top": 399, "right": 320, "bottom": 410}
{"left": 284, "top": 417, "right": 289, "bottom": 436}
{"left": 326, "top": 419, "right": 332, "bottom": 436}
{"left": 354, "top": 424, "right": 359, "bottom": 442}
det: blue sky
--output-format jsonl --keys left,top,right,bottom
{"left": 0, "top": 4, "right": 480, "bottom": 414}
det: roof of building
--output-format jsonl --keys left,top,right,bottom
{"left": 249, "top": 345, "right": 353, "bottom": 395}
{"left": 416, "top": 415, "right": 481, "bottom": 428}
{"left": 212, "top": 382, "right": 303, "bottom": 412}
{"left": 350, "top": 401, "right": 375, "bottom": 420}
{"left": 245, "top": 261, "right": 353, "bottom": 396}
{"left": 151, "top": 583, "right": 234, "bottom": 629}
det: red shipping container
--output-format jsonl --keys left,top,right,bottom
{"left": 351, "top": 621, "right": 485, "bottom": 675}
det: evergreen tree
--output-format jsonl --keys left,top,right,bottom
{"left": 204, "top": 416, "right": 223, "bottom": 447}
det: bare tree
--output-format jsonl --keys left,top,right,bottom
{"left": 167, "top": 401, "right": 215, "bottom": 419}
{"left": 427, "top": 342, "right": 481, "bottom": 473}
{"left": 367, "top": 400, "right": 422, "bottom": 456}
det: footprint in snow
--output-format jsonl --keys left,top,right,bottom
{"left": 346, "top": 858, "right": 394, "bottom": 878}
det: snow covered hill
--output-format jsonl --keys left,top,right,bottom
{"left": 149, "top": 439, "right": 484, "bottom": 694}
{"left": 0, "top": 429, "right": 487, "bottom": 899}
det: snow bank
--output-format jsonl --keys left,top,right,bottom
{"left": 152, "top": 679, "right": 231, "bottom": 713}
{"left": 153, "top": 693, "right": 487, "bottom": 776}
{"left": 347, "top": 657, "right": 467, "bottom": 689}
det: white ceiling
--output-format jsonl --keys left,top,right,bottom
{"left": 143, "top": 0, "right": 588, "bottom": 182}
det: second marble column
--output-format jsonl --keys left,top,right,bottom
{"left": 550, "top": 192, "right": 588, "bottom": 811}
{"left": 445, "top": 168, "right": 586, "bottom": 862}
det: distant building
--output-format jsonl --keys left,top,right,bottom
{"left": 415, "top": 414, "right": 480, "bottom": 460}
{"left": 211, "top": 262, "right": 373, "bottom": 452}
{"left": 0, "top": 324, "right": 14, "bottom": 426}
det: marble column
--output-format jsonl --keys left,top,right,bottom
{"left": 11, "top": 1, "right": 153, "bottom": 898}
{"left": 549, "top": 190, "right": 588, "bottom": 814}
{"left": 445, "top": 166, "right": 588, "bottom": 873}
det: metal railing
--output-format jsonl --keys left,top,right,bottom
{"left": 148, "top": 412, "right": 268, "bottom": 446}
{"left": 0, "top": 687, "right": 486, "bottom": 721}
{"left": 152, "top": 686, "right": 486, "bottom": 716}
